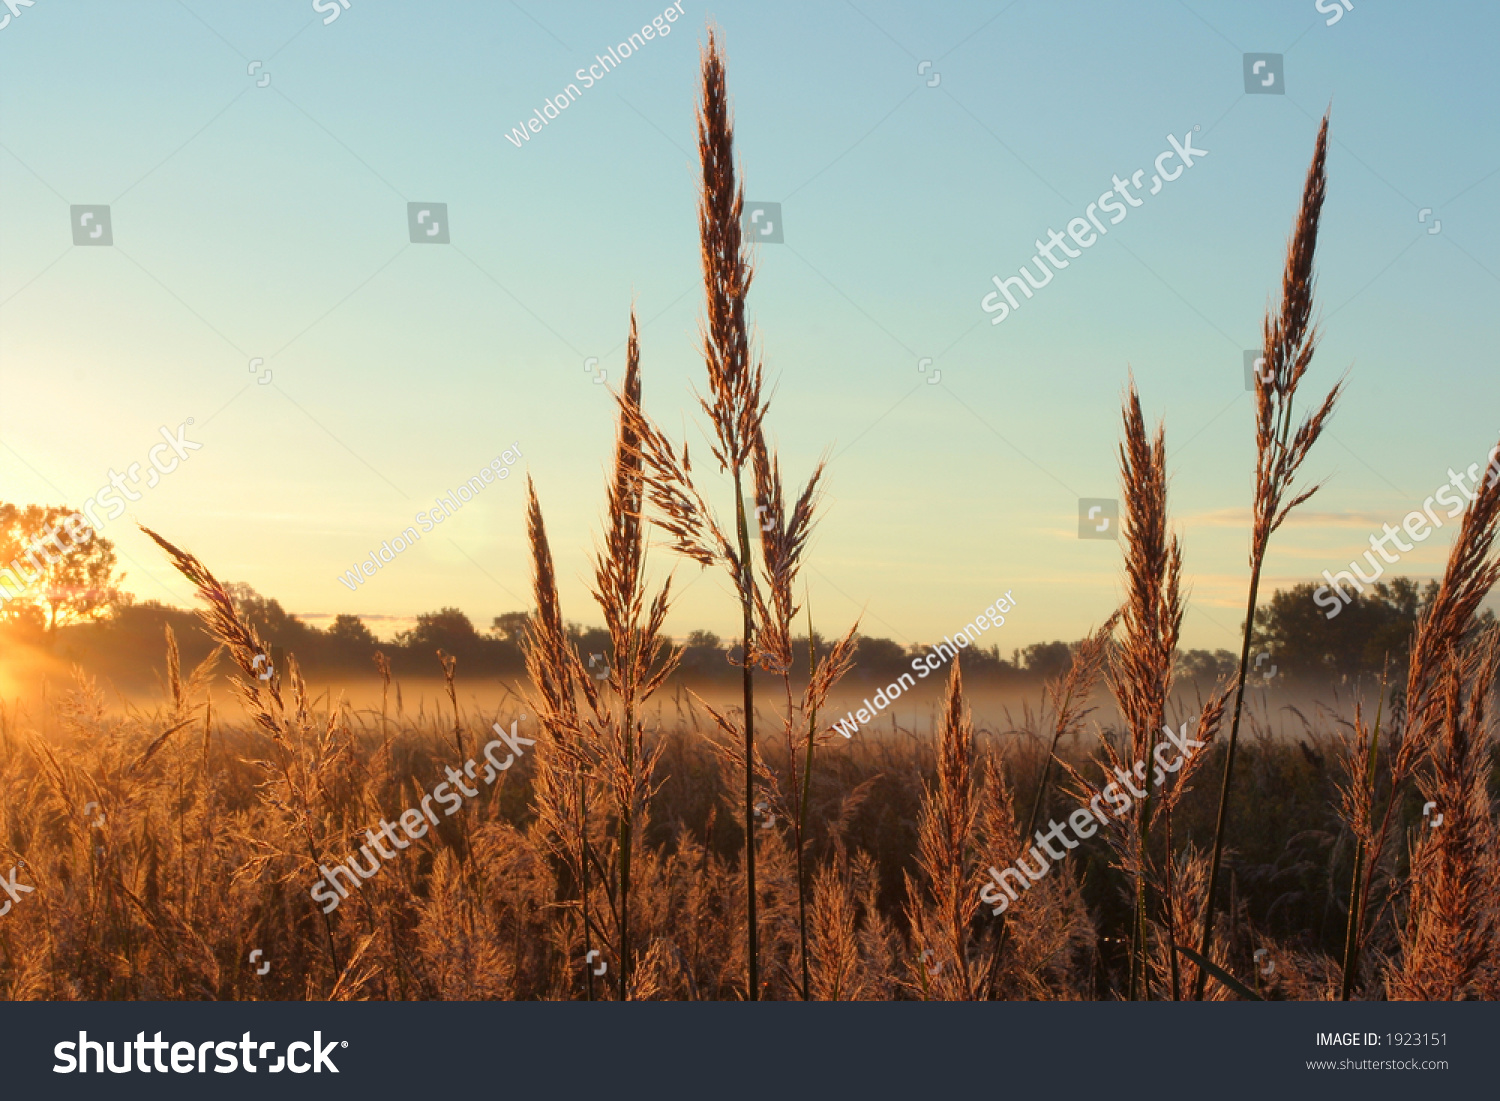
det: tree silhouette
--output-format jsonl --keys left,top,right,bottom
{"left": 328, "top": 613, "right": 376, "bottom": 647}
{"left": 0, "top": 504, "right": 124, "bottom": 635}
{"left": 490, "top": 611, "right": 530, "bottom": 643}
{"left": 1252, "top": 578, "right": 1439, "bottom": 679}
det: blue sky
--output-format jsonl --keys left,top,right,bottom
{"left": 1, "top": 0, "right": 1497, "bottom": 652}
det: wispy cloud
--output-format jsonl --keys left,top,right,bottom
{"left": 1181, "top": 507, "right": 1396, "bottom": 529}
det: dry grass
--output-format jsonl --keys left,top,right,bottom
{"left": 0, "top": 635, "right": 1494, "bottom": 1000}
{"left": 1194, "top": 108, "right": 1344, "bottom": 997}
{"left": 620, "top": 25, "right": 837, "bottom": 1000}
{"left": 1, "top": 35, "right": 1494, "bottom": 1006}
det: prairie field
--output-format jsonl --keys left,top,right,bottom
{"left": 1, "top": 12, "right": 1497, "bottom": 1013}
{"left": 0, "top": 639, "right": 1489, "bottom": 1001}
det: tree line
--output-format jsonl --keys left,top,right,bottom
{"left": 0, "top": 501, "right": 1467, "bottom": 688}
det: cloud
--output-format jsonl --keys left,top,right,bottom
{"left": 1181, "top": 508, "right": 1395, "bottom": 529}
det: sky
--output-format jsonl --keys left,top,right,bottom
{"left": 1, "top": 0, "right": 1497, "bottom": 654}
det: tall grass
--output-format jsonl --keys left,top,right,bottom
{"left": 622, "top": 28, "right": 834, "bottom": 1000}
{"left": 522, "top": 316, "right": 679, "bottom": 999}
{"left": 0, "top": 627, "right": 1493, "bottom": 1000}
{"left": 981, "top": 612, "right": 1116, "bottom": 996}
{"left": 1193, "top": 110, "right": 1344, "bottom": 999}
{"left": 1078, "top": 383, "right": 1232, "bottom": 999}
{"left": 2, "top": 29, "right": 1494, "bottom": 1007}
{"left": 1337, "top": 425, "right": 1500, "bottom": 998}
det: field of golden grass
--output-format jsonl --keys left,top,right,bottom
{"left": 0, "top": 642, "right": 1488, "bottom": 1001}
{"left": 2, "top": 25, "right": 1493, "bottom": 1005}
